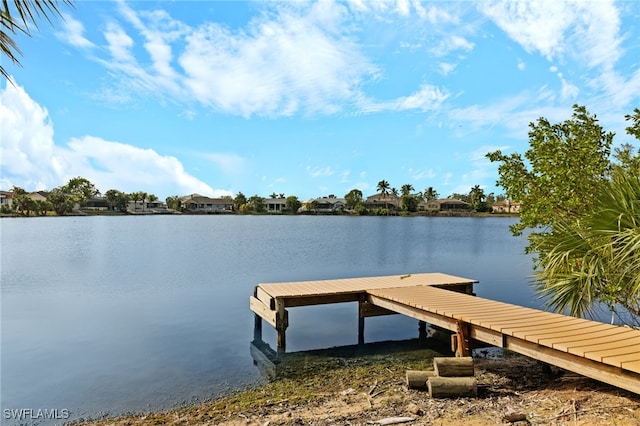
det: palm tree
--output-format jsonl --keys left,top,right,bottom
{"left": 424, "top": 187, "right": 439, "bottom": 201}
{"left": 129, "top": 192, "right": 140, "bottom": 212}
{"left": 401, "top": 184, "right": 414, "bottom": 197}
{"left": 390, "top": 188, "right": 399, "bottom": 210}
{"left": 533, "top": 171, "right": 640, "bottom": 326}
{"left": 166, "top": 195, "right": 181, "bottom": 211}
{"left": 140, "top": 192, "right": 148, "bottom": 211}
{"left": 1, "top": 1, "right": 73, "bottom": 80}
{"left": 147, "top": 193, "right": 158, "bottom": 209}
{"left": 469, "top": 185, "right": 485, "bottom": 210}
{"left": 376, "top": 180, "right": 390, "bottom": 197}
{"left": 376, "top": 180, "right": 391, "bottom": 213}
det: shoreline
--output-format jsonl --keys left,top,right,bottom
{"left": 77, "top": 339, "right": 640, "bottom": 426}
{"left": 0, "top": 211, "right": 520, "bottom": 218}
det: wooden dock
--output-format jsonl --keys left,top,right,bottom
{"left": 250, "top": 272, "right": 640, "bottom": 395}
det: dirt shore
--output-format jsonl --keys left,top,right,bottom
{"left": 81, "top": 340, "right": 639, "bottom": 426}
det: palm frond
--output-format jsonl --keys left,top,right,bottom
{"left": 1, "top": 0, "right": 73, "bottom": 80}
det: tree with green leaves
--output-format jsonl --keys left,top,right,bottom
{"left": 33, "top": 199, "right": 50, "bottom": 215}
{"left": 344, "top": 188, "right": 363, "bottom": 211}
{"left": 247, "top": 195, "right": 265, "bottom": 213}
{"left": 487, "top": 104, "right": 613, "bottom": 237}
{"left": 397, "top": 183, "right": 416, "bottom": 212}
{"left": 423, "top": 186, "right": 439, "bottom": 201}
{"left": 533, "top": 170, "right": 640, "bottom": 324}
{"left": 129, "top": 192, "right": 141, "bottom": 212}
{"left": 488, "top": 105, "right": 639, "bottom": 325}
{"left": 233, "top": 192, "right": 247, "bottom": 211}
{"left": 62, "top": 176, "right": 98, "bottom": 207}
{"left": 376, "top": 180, "right": 390, "bottom": 198}
{"left": 400, "top": 184, "right": 414, "bottom": 197}
{"left": 401, "top": 194, "right": 419, "bottom": 212}
{"left": 469, "top": 185, "right": 486, "bottom": 211}
{"left": 47, "top": 187, "right": 74, "bottom": 215}
{"left": 165, "top": 195, "right": 181, "bottom": 211}
{"left": 308, "top": 199, "right": 319, "bottom": 214}
{"left": 285, "top": 195, "right": 301, "bottom": 213}
{"left": 1, "top": 0, "right": 74, "bottom": 80}
{"left": 106, "top": 189, "right": 129, "bottom": 212}
{"left": 9, "top": 186, "right": 27, "bottom": 214}
{"left": 139, "top": 192, "right": 148, "bottom": 211}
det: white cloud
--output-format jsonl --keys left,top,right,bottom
{"left": 447, "top": 91, "right": 572, "bottom": 136}
{"left": 398, "top": 84, "right": 450, "bottom": 110}
{"left": 0, "top": 81, "right": 60, "bottom": 191}
{"left": 104, "top": 22, "right": 136, "bottom": 64}
{"left": 517, "top": 59, "right": 525, "bottom": 71}
{"left": 360, "top": 84, "right": 450, "bottom": 113}
{"left": 179, "top": 2, "right": 377, "bottom": 117}
{"left": 431, "top": 35, "right": 474, "bottom": 56}
{"left": 422, "top": 5, "right": 458, "bottom": 24}
{"left": 306, "top": 166, "right": 335, "bottom": 178}
{"left": 88, "top": 1, "right": 378, "bottom": 117}
{"left": 56, "top": 13, "right": 95, "bottom": 49}
{"left": 480, "top": 0, "right": 622, "bottom": 69}
{"left": 479, "top": 1, "right": 575, "bottom": 60}
{"left": 592, "top": 68, "right": 640, "bottom": 110}
{"left": 0, "top": 82, "right": 220, "bottom": 198}
{"left": 396, "top": 0, "right": 411, "bottom": 17}
{"left": 66, "top": 137, "right": 221, "bottom": 197}
{"left": 560, "top": 78, "right": 579, "bottom": 101}
{"left": 439, "top": 62, "right": 456, "bottom": 75}
{"left": 408, "top": 168, "right": 436, "bottom": 181}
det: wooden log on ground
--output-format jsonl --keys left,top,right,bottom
{"left": 427, "top": 376, "right": 477, "bottom": 398}
{"left": 405, "top": 369, "right": 435, "bottom": 389}
{"left": 433, "top": 356, "right": 474, "bottom": 377}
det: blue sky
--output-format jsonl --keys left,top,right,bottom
{"left": 1, "top": 0, "right": 639, "bottom": 201}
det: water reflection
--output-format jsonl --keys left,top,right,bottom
{"left": 249, "top": 335, "right": 454, "bottom": 382}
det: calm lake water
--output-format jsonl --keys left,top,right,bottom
{"left": 1, "top": 215, "right": 537, "bottom": 423}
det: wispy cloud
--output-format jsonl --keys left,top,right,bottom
{"left": 430, "top": 35, "right": 474, "bottom": 57}
{"left": 56, "top": 13, "right": 95, "bottom": 49}
{"left": 70, "top": 1, "right": 379, "bottom": 117}
{"left": 360, "top": 84, "right": 450, "bottom": 113}
{"left": 180, "top": 2, "right": 378, "bottom": 117}
{"left": 479, "top": 0, "right": 633, "bottom": 110}
{"left": 447, "top": 90, "right": 572, "bottom": 136}
{"left": 408, "top": 168, "right": 436, "bottom": 181}
{"left": 481, "top": 0, "right": 622, "bottom": 68}
{"left": 306, "top": 166, "right": 335, "bottom": 178}
{"left": 479, "top": 1, "right": 575, "bottom": 61}
{"left": 57, "top": 1, "right": 474, "bottom": 118}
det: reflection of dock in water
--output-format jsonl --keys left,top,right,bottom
{"left": 250, "top": 338, "right": 281, "bottom": 380}
{"left": 249, "top": 337, "right": 451, "bottom": 382}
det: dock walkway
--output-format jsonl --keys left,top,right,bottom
{"left": 250, "top": 273, "right": 640, "bottom": 395}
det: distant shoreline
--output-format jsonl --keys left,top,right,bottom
{"left": 0, "top": 211, "right": 520, "bottom": 218}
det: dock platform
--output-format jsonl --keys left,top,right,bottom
{"left": 250, "top": 272, "right": 640, "bottom": 395}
